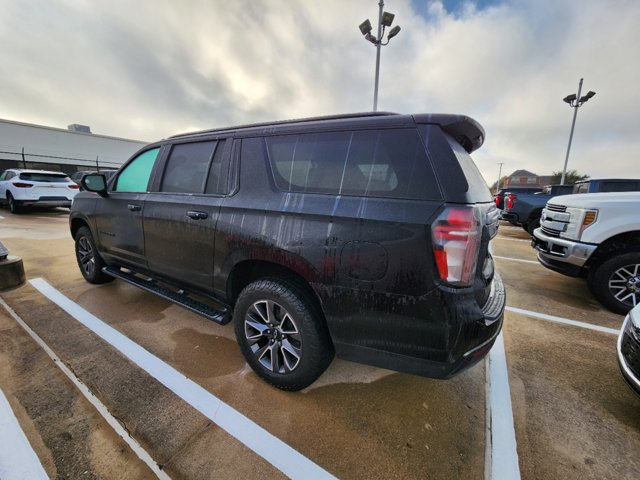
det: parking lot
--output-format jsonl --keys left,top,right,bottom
{"left": 1, "top": 209, "right": 639, "bottom": 480}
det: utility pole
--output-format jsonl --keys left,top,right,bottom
{"left": 496, "top": 162, "right": 504, "bottom": 193}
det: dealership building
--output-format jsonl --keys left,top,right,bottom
{"left": 0, "top": 118, "right": 148, "bottom": 175}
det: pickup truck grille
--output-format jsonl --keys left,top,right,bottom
{"left": 541, "top": 225, "right": 561, "bottom": 237}
{"left": 546, "top": 203, "right": 567, "bottom": 213}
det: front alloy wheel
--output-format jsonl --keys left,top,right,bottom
{"left": 244, "top": 300, "right": 303, "bottom": 374}
{"left": 590, "top": 252, "right": 640, "bottom": 314}
{"left": 608, "top": 263, "right": 640, "bottom": 309}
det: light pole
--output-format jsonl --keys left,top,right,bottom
{"left": 358, "top": 1, "right": 401, "bottom": 112}
{"left": 561, "top": 78, "right": 596, "bottom": 185}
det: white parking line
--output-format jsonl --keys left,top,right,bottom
{"left": 0, "top": 388, "right": 49, "bottom": 480}
{"left": 28, "top": 278, "right": 335, "bottom": 480}
{"left": 506, "top": 306, "right": 619, "bottom": 335}
{"left": 0, "top": 296, "right": 170, "bottom": 480}
{"left": 485, "top": 332, "right": 521, "bottom": 480}
{"left": 493, "top": 255, "right": 539, "bottom": 265}
{"left": 493, "top": 237, "right": 531, "bottom": 243}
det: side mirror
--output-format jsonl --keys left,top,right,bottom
{"left": 82, "top": 174, "right": 108, "bottom": 197}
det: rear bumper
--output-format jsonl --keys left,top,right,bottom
{"left": 500, "top": 212, "right": 519, "bottom": 223}
{"left": 531, "top": 228, "right": 597, "bottom": 277}
{"left": 320, "top": 272, "right": 506, "bottom": 379}
{"left": 617, "top": 314, "right": 640, "bottom": 397}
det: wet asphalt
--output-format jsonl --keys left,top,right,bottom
{"left": 0, "top": 209, "right": 638, "bottom": 479}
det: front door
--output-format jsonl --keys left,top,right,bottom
{"left": 95, "top": 147, "right": 161, "bottom": 269}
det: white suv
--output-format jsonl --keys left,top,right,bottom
{"left": 0, "top": 169, "right": 80, "bottom": 213}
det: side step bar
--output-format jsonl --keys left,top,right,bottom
{"left": 102, "top": 266, "right": 230, "bottom": 325}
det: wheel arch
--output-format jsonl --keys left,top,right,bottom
{"left": 588, "top": 230, "right": 640, "bottom": 268}
{"left": 227, "top": 259, "right": 327, "bottom": 325}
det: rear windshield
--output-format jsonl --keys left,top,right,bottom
{"left": 19, "top": 173, "right": 69, "bottom": 183}
{"left": 265, "top": 129, "right": 442, "bottom": 200}
{"left": 445, "top": 134, "right": 492, "bottom": 202}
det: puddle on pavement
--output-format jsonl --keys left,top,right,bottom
{"left": 171, "top": 328, "right": 244, "bottom": 379}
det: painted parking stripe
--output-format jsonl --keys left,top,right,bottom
{"left": 0, "top": 297, "right": 170, "bottom": 480}
{"left": 506, "top": 306, "right": 619, "bottom": 335}
{"left": 493, "top": 255, "right": 539, "bottom": 265}
{"left": 485, "top": 332, "right": 521, "bottom": 480}
{"left": 29, "top": 278, "right": 335, "bottom": 480}
{"left": 0, "top": 388, "right": 49, "bottom": 480}
{"left": 493, "top": 237, "right": 531, "bottom": 243}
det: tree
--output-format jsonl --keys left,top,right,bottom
{"left": 490, "top": 176, "right": 509, "bottom": 194}
{"left": 550, "top": 169, "right": 590, "bottom": 185}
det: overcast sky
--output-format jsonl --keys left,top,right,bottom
{"left": 1, "top": 0, "right": 639, "bottom": 184}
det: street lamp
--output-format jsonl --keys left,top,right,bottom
{"left": 560, "top": 78, "right": 596, "bottom": 185}
{"left": 358, "top": 1, "right": 401, "bottom": 111}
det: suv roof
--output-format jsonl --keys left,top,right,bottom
{"left": 170, "top": 112, "right": 485, "bottom": 153}
{"left": 4, "top": 168, "right": 67, "bottom": 175}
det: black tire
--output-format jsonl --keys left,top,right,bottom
{"left": 8, "top": 193, "right": 21, "bottom": 214}
{"left": 527, "top": 217, "right": 540, "bottom": 236}
{"left": 588, "top": 251, "right": 640, "bottom": 314}
{"left": 233, "top": 278, "right": 334, "bottom": 391}
{"left": 74, "top": 226, "right": 114, "bottom": 284}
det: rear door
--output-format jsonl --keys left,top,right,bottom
{"left": 18, "top": 172, "right": 77, "bottom": 200}
{"left": 94, "top": 147, "right": 161, "bottom": 269}
{"left": 143, "top": 138, "right": 232, "bottom": 292}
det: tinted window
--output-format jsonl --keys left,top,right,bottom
{"left": 205, "top": 140, "right": 229, "bottom": 195}
{"left": 19, "top": 172, "right": 69, "bottom": 182}
{"left": 601, "top": 181, "right": 640, "bottom": 192}
{"left": 115, "top": 148, "right": 160, "bottom": 192}
{"left": 161, "top": 141, "right": 216, "bottom": 194}
{"left": 445, "top": 134, "right": 492, "bottom": 202}
{"left": 573, "top": 183, "right": 589, "bottom": 193}
{"left": 265, "top": 129, "right": 440, "bottom": 200}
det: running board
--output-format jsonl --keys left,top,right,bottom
{"left": 102, "top": 266, "right": 230, "bottom": 325}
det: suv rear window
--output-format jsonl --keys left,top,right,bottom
{"left": 265, "top": 129, "right": 441, "bottom": 200}
{"left": 19, "top": 172, "right": 69, "bottom": 182}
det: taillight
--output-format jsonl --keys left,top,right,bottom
{"left": 506, "top": 194, "right": 517, "bottom": 209}
{"left": 495, "top": 195, "right": 500, "bottom": 207}
{"left": 431, "top": 206, "right": 482, "bottom": 286}
{"left": 12, "top": 182, "right": 33, "bottom": 188}
{"left": 69, "top": 184, "right": 80, "bottom": 189}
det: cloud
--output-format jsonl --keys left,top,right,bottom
{"left": 0, "top": 0, "right": 638, "bottom": 184}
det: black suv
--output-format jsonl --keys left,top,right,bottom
{"left": 70, "top": 112, "right": 505, "bottom": 390}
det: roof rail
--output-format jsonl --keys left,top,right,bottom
{"left": 170, "top": 111, "right": 398, "bottom": 139}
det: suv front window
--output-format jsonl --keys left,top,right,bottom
{"left": 115, "top": 148, "right": 160, "bottom": 192}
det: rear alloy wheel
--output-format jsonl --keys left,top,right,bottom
{"left": 8, "top": 193, "right": 21, "bottom": 214}
{"left": 74, "top": 226, "right": 114, "bottom": 284}
{"left": 234, "top": 278, "right": 334, "bottom": 390}
{"left": 589, "top": 252, "right": 640, "bottom": 314}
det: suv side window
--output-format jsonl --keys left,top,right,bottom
{"left": 115, "top": 148, "right": 160, "bottom": 192}
{"left": 161, "top": 141, "right": 215, "bottom": 194}
{"left": 265, "top": 129, "right": 440, "bottom": 200}
{"left": 601, "top": 181, "right": 639, "bottom": 192}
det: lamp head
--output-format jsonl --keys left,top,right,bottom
{"left": 381, "top": 11, "right": 395, "bottom": 27}
{"left": 387, "top": 25, "right": 401, "bottom": 40}
{"left": 580, "top": 90, "right": 596, "bottom": 102}
{"left": 359, "top": 19, "right": 372, "bottom": 35}
{"left": 563, "top": 94, "right": 577, "bottom": 104}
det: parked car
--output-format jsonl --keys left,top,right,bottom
{"left": 71, "top": 170, "right": 117, "bottom": 188}
{"left": 70, "top": 112, "right": 505, "bottom": 390}
{"left": 503, "top": 178, "right": 640, "bottom": 235}
{"left": 0, "top": 169, "right": 79, "bottom": 213}
{"left": 532, "top": 191, "right": 640, "bottom": 313}
{"left": 617, "top": 303, "right": 640, "bottom": 397}
{"left": 494, "top": 186, "right": 542, "bottom": 210}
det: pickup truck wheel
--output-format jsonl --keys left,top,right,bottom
{"left": 233, "top": 278, "right": 334, "bottom": 391}
{"left": 589, "top": 252, "right": 640, "bottom": 314}
{"left": 74, "top": 226, "right": 114, "bottom": 284}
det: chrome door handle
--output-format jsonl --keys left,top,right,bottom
{"left": 127, "top": 204, "right": 141, "bottom": 212}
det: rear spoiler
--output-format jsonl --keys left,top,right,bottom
{"left": 413, "top": 114, "right": 485, "bottom": 153}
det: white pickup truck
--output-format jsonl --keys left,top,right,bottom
{"left": 532, "top": 192, "right": 640, "bottom": 314}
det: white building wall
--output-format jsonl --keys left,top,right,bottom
{"left": 0, "top": 118, "right": 149, "bottom": 171}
